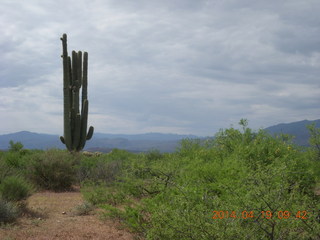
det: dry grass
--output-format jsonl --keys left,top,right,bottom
{"left": 0, "top": 188, "right": 135, "bottom": 240}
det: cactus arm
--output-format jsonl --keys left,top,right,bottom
{"left": 78, "top": 99, "right": 89, "bottom": 151}
{"left": 68, "top": 56, "right": 72, "bottom": 98}
{"left": 77, "top": 51, "right": 82, "bottom": 89}
{"left": 71, "top": 51, "right": 77, "bottom": 85}
{"left": 77, "top": 51, "right": 90, "bottom": 151}
{"left": 82, "top": 52, "right": 88, "bottom": 105}
{"left": 87, "top": 126, "right": 94, "bottom": 140}
{"left": 60, "top": 136, "right": 65, "bottom": 144}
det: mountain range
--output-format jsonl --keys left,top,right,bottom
{"left": 264, "top": 119, "right": 320, "bottom": 147}
{"left": 0, "top": 119, "right": 319, "bottom": 152}
{"left": 0, "top": 131, "right": 198, "bottom": 152}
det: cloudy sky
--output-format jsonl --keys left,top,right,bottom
{"left": 0, "top": 0, "right": 319, "bottom": 136}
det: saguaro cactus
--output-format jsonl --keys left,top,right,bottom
{"left": 59, "top": 33, "right": 94, "bottom": 152}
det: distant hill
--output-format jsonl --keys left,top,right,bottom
{"left": 0, "top": 120, "right": 318, "bottom": 152}
{"left": 0, "top": 131, "right": 198, "bottom": 152}
{"left": 264, "top": 119, "right": 320, "bottom": 146}
{"left": 0, "top": 131, "right": 63, "bottom": 150}
{"left": 94, "top": 132, "right": 197, "bottom": 141}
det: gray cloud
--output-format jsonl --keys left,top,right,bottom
{"left": 0, "top": 0, "right": 319, "bottom": 136}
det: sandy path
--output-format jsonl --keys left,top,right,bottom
{"left": 0, "top": 190, "right": 135, "bottom": 240}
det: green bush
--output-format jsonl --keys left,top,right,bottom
{"left": 0, "top": 176, "right": 32, "bottom": 202}
{"left": 27, "top": 149, "right": 76, "bottom": 191}
{"left": 0, "top": 159, "right": 15, "bottom": 183}
{"left": 81, "top": 181, "right": 126, "bottom": 205}
{"left": 107, "top": 149, "right": 132, "bottom": 161}
{"left": 3, "top": 151, "right": 26, "bottom": 169}
{"left": 0, "top": 199, "right": 19, "bottom": 224}
{"left": 77, "top": 157, "right": 123, "bottom": 184}
{"left": 73, "top": 201, "right": 94, "bottom": 216}
{"left": 307, "top": 123, "right": 320, "bottom": 161}
{"left": 101, "top": 204, "right": 148, "bottom": 235}
{"left": 77, "top": 149, "right": 136, "bottom": 185}
{"left": 145, "top": 149, "right": 163, "bottom": 161}
{"left": 8, "top": 140, "right": 24, "bottom": 152}
{"left": 92, "top": 122, "right": 320, "bottom": 239}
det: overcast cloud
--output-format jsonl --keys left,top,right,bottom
{"left": 0, "top": 0, "right": 319, "bottom": 136}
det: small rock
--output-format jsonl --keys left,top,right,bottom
{"left": 62, "top": 211, "right": 66, "bottom": 214}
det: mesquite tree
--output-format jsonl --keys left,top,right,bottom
{"left": 59, "top": 33, "right": 94, "bottom": 152}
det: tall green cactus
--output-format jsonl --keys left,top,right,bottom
{"left": 59, "top": 33, "right": 94, "bottom": 152}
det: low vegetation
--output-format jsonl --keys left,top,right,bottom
{"left": 0, "top": 120, "right": 319, "bottom": 239}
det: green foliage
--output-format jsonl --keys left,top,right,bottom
{"left": 73, "top": 201, "right": 94, "bottom": 216}
{"left": 3, "top": 152, "right": 26, "bottom": 170}
{"left": 0, "top": 176, "right": 32, "bottom": 202}
{"left": 77, "top": 156, "right": 123, "bottom": 184}
{"left": 27, "top": 149, "right": 76, "bottom": 191}
{"left": 107, "top": 148, "right": 132, "bottom": 162}
{"left": 0, "top": 120, "right": 318, "bottom": 238}
{"left": 178, "top": 138, "right": 203, "bottom": 157}
{"left": 1, "top": 146, "right": 35, "bottom": 173}
{"left": 239, "top": 118, "right": 249, "bottom": 129}
{"left": 307, "top": 123, "right": 320, "bottom": 161}
{"left": 0, "top": 159, "right": 16, "bottom": 182}
{"left": 77, "top": 149, "right": 133, "bottom": 185}
{"left": 81, "top": 181, "right": 126, "bottom": 206}
{"left": 86, "top": 122, "right": 320, "bottom": 240}
{"left": 0, "top": 199, "right": 19, "bottom": 224}
{"left": 145, "top": 149, "right": 163, "bottom": 161}
{"left": 100, "top": 203, "right": 149, "bottom": 235}
{"left": 8, "top": 140, "right": 24, "bottom": 152}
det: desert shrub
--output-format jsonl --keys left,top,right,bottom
{"left": 0, "top": 175, "right": 33, "bottom": 202}
{"left": 101, "top": 203, "right": 148, "bottom": 235}
{"left": 93, "top": 122, "right": 320, "bottom": 239}
{"left": 81, "top": 181, "right": 126, "bottom": 205}
{"left": 307, "top": 123, "right": 320, "bottom": 161}
{"left": 8, "top": 140, "right": 24, "bottom": 152}
{"left": 141, "top": 155, "right": 318, "bottom": 239}
{"left": 77, "top": 149, "right": 138, "bottom": 185}
{"left": 0, "top": 199, "right": 19, "bottom": 224}
{"left": 177, "top": 138, "right": 203, "bottom": 158}
{"left": 114, "top": 153, "right": 171, "bottom": 198}
{"left": 145, "top": 149, "right": 163, "bottom": 161}
{"left": 27, "top": 149, "right": 76, "bottom": 191}
{"left": 0, "top": 160, "right": 16, "bottom": 183}
{"left": 73, "top": 201, "right": 94, "bottom": 216}
{"left": 0, "top": 148, "right": 35, "bottom": 176}
{"left": 3, "top": 151, "right": 27, "bottom": 169}
{"left": 77, "top": 156, "right": 96, "bottom": 182}
{"left": 107, "top": 149, "right": 132, "bottom": 161}
{"left": 77, "top": 157, "right": 123, "bottom": 184}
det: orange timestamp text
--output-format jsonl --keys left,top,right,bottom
{"left": 212, "top": 210, "right": 309, "bottom": 220}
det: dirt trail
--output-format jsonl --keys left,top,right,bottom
{"left": 0, "top": 189, "right": 135, "bottom": 240}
